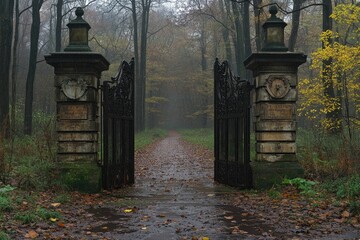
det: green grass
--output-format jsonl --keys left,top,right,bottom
{"left": 14, "top": 207, "right": 61, "bottom": 224}
{"left": 135, "top": 128, "right": 168, "bottom": 150}
{"left": 178, "top": 128, "right": 214, "bottom": 149}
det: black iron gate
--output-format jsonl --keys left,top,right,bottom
{"left": 102, "top": 59, "right": 135, "bottom": 190}
{"left": 214, "top": 58, "right": 252, "bottom": 188}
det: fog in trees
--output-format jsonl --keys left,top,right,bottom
{"left": 0, "top": 0, "right": 359, "bottom": 135}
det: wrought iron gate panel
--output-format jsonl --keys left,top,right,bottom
{"left": 102, "top": 59, "right": 134, "bottom": 190}
{"left": 214, "top": 58, "right": 252, "bottom": 188}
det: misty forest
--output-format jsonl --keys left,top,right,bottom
{"left": 0, "top": 0, "right": 360, "bottom": 239}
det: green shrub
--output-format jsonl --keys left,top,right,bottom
{"left": 336, "top": 174, "right": 360, "bottom": 199}
{"left": 0, "top": 185, "right": 15, "bottom": 212}
{"left": 36, "top": 207, "right": 61, "bottom": 220}
{"left": 0, "top": 196, "right": 12, "bottom": 212}
{"left": 282, "top": 177, "right": 317, "bottom": 196}
{"left": 0, "top": 231, "right": 9, "bottom": 240}
{"left": 0, "top": 185, "right": 15, "bottom": 195}
{"left": 15, "top": 156, "right": 54, "bottom": 190}
{"left": 14, "top": 208, "right": 61, "bottom": 224}
{"left": 15, "top": 211, "right": 38, "bottom": 224}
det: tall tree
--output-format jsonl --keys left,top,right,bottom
{"left": 0, "top": 0, "right": 14, "bottom": 137}
{"left": 253, "top": 0, "right": 263, "bottom": 51}
{"left": 55, "top": 0, "right": 63, "bottom": 51}
{"left": 11, "top": 0, "right": 20, "bottom": 139}
{"left": 218, "top": 0, "right": 232, "bottom": 63}
{"left": 322, "top": 0, "right": 340, "bottom": 132}
{"left": 288, "top": 0, "right": 302, "bottom": 51}
{"left": 231, "top": 1, "right": 246, "bottom": 77}
{"left": 137, "top": 0, "right": 152, "bottom": 132}
{"left": 24, "top": 0, "right": 44, "bottom": 135}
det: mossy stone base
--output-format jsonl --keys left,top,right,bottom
{"left": 251, "top": 161, "right": 304, "bottom": 189}
{"left": 59, "top": 161, "right": 101, "bottom": 193}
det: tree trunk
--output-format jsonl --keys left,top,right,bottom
{"left": 243, "top": 0, "right": 252, "bottom": 79}
{"left": 322, "top": 0, "right": 341, "bottom": 132}
{"left": 288, "top": 0, "right": 302, "bottom": 52}
{"left": 55, "top": 0, "right": 63, "bottom": 52}
{"left": 253, "top": 0, "right": 262, "bottom": 51}
{"left": 0, "top": 0, "right": 14, "bottom": 137}
{"left": 200, "top": 17, "right": 208, "bottom": 128}
{"left": 136, "top": 0, "right": 151, "bottom": 132}
{"left": 10, "top": 0, "right": 19, "bottom": 139}
{"left": 231, "top": 2, "right": 245, "bottom": 78}
{"left": 24, "top": 0, "right": 43, "bottom": 135}
{"left": 218, "top": 0, "right": 232, "bottom": 63}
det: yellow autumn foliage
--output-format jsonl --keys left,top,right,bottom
{"left": 298, "top": 4, "right": 360, "bottom": 131}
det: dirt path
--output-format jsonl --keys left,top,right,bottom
{"left": 102, "top": 131, "right": 277, "bottom": 239}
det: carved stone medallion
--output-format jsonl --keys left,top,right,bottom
{"left": 61, "top": 77, "right": 87, "bottom": 100}
{"left": 265, "top": 76, "right": 290, "bottom": 99}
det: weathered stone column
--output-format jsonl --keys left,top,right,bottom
{"left": 244, "top": 6, "right": 306, "bottom": 188}
{"left": 45, "top": 8, "right": 109, "bottom": 192}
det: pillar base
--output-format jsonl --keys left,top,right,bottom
{"left": 251, "top": 161, "right": 304, "bottom": 189}
{"left": 59, "top": 161, "right": 101, "bottom": 193}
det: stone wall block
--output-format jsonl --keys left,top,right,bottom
{"left": 56, "top": 120, "right": 97, "bottom": 132}
{"left": 58, "top": 132, "right": 97, "bottom": 141}
{"left": 256, "top": 142, "right": 296, "bottom": 153}
{"left": 255, "top": 121, "right": 296, "bottom": 131}
{"left": 256, "top": 153, "right": 297, "bottom": 162}
{"left": 57, "top": 154, "right": 98, "bottom": 162}
{"left": 58, "top": 141, "right": 97, "bottom": 153}
{"left": 256, "top": 132, "right": 295, "bottom": 141}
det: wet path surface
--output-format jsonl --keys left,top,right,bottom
{"left": 6, "top": 132, "right": 360, "bottom": 239}
{"left": 86, "top": 132, "right": 277, "bottom": 239}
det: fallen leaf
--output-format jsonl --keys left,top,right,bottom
{"left": 141, "top": 227, "right": 147, "bottom": 230}
{"left": 50, "top": 203, "right": 61, "bottom": 207}
{"left": 224, "top": 216, "right": 234, "bottom": 220}
{"left": 50, "top": 218, "right": 57, "bottom": 222}
{"left": 57, "top": 222, "right": 65, "bottom": 228}
{"left": 25, "top": 230, "right": 39, "bottom": 239}
{"left": 334, "top": 218, "right": 345, "bottom": 223}
{"left": 201, "top": 237, "right": 210, "bottom": 240}
{"left": 124, "top": 209, "right": 133, "bottom": 213}
{"left": 157, "top": 214, "right": 166, "bottom": 218}
{"left": 341, "top": 211, "right": 350, "bottom": 218}
{"left": 207, "top": 194, "right": 215, "bottom": 197}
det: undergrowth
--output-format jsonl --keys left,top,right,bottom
{"left": 297, "top": 128, "right": 360, "bottom": 179}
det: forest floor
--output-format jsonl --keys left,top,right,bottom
{"left": 2, "top": 131, "right": 360, "bottom": 239}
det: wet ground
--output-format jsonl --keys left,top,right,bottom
{"left": 7, "top": 132, "right": 360, "bottom": 239}
{"left": 83, "top": 132, "right": 278, "bottom": 239}
{"left": 81, "top": 132, "right": 359, "bottom": 240}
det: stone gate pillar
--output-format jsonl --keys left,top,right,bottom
{"left": 244, "top": 6, "right": 306, "bottom": 188}
{"left": 45, "top": 7, "right": 109, "bottom": 192}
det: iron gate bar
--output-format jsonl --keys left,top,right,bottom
{"left": 214, "top": 58, "right": 252, "bottom": 188}
{"left": 102, "top": 59, "right": 135, "bottom": 190}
